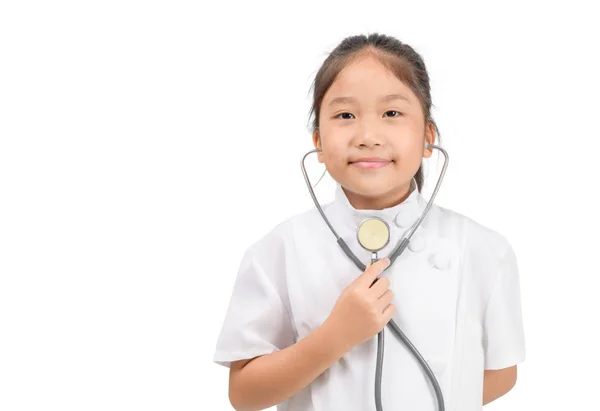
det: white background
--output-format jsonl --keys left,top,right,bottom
{"left": 1, "top": 1, "right": 599, "bottom": 410}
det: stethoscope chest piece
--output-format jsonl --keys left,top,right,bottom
{"left": 357, "top": 217, "right": 390, "bottom": 262}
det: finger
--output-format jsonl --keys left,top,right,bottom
{"left": 360, "top": 258, "right": 390, "bottom": 287}
{"left": 382, "top": 303, "right": 396, "bottom": 323}
{"left": 376, "top": 289, "right": 395, "bottom": 312}
{"left": 368, "top": 275, "right": 391, "bottom": 298}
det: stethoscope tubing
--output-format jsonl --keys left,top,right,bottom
{"left": 300, "top": 143, "right": 449, "bottom": 411}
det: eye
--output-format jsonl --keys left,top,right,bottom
{"left": 334, "top": 112, "right": 355, "bottom": 120}
{"left": 384, "top": 110, "right": 402, "bottom": 118}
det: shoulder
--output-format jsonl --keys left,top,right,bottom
{"left": 243, "top": 201, "right": 332, "bottom": 261}
{"left": 234, "top": 203, "right": 331, "bottom": 298}
{"left": 427, "top": 203, "right": 518, "bottom": 307}
{"left": 427, "top": 202, "right": 514, "bottom": 258}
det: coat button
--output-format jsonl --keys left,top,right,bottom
{"left": 394, "top": 212, "right": 414, "bottom": 228}
{"left": 408, "top": 234, "right": 426, "bottom": 252}
{"left": 429, "top": 253, "right": 450, "bottom": 270}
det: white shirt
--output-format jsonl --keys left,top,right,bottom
{"left": 213, "top": 182, "right": 526, "bottom": 411}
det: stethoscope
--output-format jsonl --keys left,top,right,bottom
{"left": 300, "top": 141, "right": 449, "bottom": 411}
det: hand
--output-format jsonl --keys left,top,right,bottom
{"left": 324, "top": 258, "right": 396, "bottom": 351}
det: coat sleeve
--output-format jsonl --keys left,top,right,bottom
{"left": 482, "top": 242, "right": 526, "bottom": 370}
{"left": 212, "top": 247, "right": 296, "bottom": 368}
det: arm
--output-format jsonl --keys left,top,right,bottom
{"left": 481, "top": 242, "right": 525, "bottom": 405}
{"left": 482, "top": 365, "right": 517, "bottom": 405}
{"left": 228, "top": 320, "right": 350, "bottom": 411}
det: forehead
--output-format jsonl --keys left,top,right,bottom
{"left": 323, "top": 54, "right": 416, "bottom": 104}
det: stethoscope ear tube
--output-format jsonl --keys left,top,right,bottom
{"left": 337, "top": 237, "right": 366, "bottom": 272}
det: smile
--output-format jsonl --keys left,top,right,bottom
{"left": 350, "top": 160, "right": 392, "bottom": 169}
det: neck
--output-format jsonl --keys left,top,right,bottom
{"left": 343, "top": 182, "right": 413, "bottom": 210}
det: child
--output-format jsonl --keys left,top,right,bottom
{"left": 212, "top": 33, "right": 526, "bottom": 411}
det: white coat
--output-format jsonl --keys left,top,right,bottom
{"left": 213, "top": 182, "right": 526, "bottom": 410}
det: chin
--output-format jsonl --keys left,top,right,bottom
{"left": 344, "top": 183, "right": 388, "bottom": 197}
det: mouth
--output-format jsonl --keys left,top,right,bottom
{"left": 349, "top": 158, "right": 392, "bottom": 169}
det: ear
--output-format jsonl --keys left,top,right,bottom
{"left": 312, "top": 129, "right": 324, "bottom": 163}
{"left": 423, "top": 122, "right": 435, "bottom": 159}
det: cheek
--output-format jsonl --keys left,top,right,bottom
{"left": 394, "top": 139, "right": 424, "bottom": 167}
{"left": 323, "top": 147, "right": 344, "bottom": 166}
{"left": 319, "top": 133, "right": 346, "bottom": 161}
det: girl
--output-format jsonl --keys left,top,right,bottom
{"left": 213, "top": 33, "right": 525, "bottom": 411}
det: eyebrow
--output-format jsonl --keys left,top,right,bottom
{"left": 327, "top": 93, "right": 411, "bottom": 107}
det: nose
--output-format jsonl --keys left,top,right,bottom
{"left": 354, "top": 116, "right": 383, "bottom": 147}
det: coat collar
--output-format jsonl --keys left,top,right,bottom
{"left": 332, "top": 179, "right": 427, "bottom": 231}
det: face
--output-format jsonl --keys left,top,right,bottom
{"left": 313, "top": 53, "right": 435, "bottom": 210}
